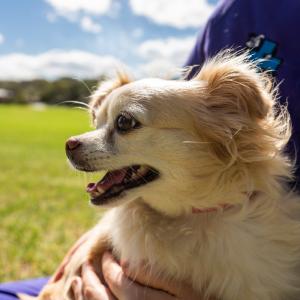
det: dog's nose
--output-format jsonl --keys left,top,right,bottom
{"left": 66, "top": 137, "right": 82, "bottom": 151}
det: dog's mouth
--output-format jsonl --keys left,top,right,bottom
{"left": 86, "top": 165, "right": 159, "bottom": 205}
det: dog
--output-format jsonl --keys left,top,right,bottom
{"left": 20, "top": 51, "right": 300, "bottom": 300}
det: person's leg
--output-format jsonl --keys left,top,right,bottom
{"left": 0, "top": 277, "right": 49, "bottom": 299}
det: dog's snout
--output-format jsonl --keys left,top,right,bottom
{"left": 66, "top": 137, "right": 82, "bottom": 151}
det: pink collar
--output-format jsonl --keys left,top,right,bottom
{"left": 192, "top": 203, "right": 233, "bottom": 214}
{"left": 191, "top": 192, "right": 259, "bottom": 214}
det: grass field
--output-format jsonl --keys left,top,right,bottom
{"left": 0, "top": 105, "right": 104, "bottom": 282}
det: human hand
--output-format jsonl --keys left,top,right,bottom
{"left": 50, "top": 229, "right": 93, "bottom": 284}
{"left": 72, "top": 251, "right": 214, "bottom": 300}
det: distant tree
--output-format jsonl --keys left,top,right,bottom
{"left": 0, "top": 76, "right": 105, "bottom": 105}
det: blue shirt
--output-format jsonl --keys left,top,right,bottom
{"left": 186, "top": 0, "right": 300, "bottom": 188}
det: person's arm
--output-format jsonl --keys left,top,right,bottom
{"left": 185, "top": 24, "right": 208, "bottom": 70}
{"left": 50, "top": 229, "right": 94, "bottom": 284}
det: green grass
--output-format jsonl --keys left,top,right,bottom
{"left": 0, "top": 105, "right": 103, "bottom": 282}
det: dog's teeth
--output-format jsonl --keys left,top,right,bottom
{"left": 97, "top": 186, "right": 105, "bottom": 194}
{"left": 138, "top": 166, "right": 148, "bottom": 176}
{"left": 91, "top": 191, "right": 100, "bottom": 197}
{"left": 131, "top": 172, "right": 140, "bottom": 180}
{"left": 133, "top": 165, "right": 140, "bottom": 172}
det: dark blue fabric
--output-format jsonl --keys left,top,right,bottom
{"left": 185, "top": 0, "right": 300, "bottom": 189}
{"left": 0, "top": 278, "right": 49, "bottom": 300}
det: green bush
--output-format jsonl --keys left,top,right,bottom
{"left": 0, "top": 77, "right": 104, "bottom": 105}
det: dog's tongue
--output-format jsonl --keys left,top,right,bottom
{"left": 86, "top": 169, "right": 126, "bottom": 194}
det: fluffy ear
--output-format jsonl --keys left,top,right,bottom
{"left": 89, "top": 70, "right": 132, "bottom": 118}
{"left": 17, "top": 293, "right": 37, "bottom": 300}
{"left": 194, "top": 50, "right": 274, "bottom": 120}
{"left": 191, "top": 51, "right": 290, "bottom": 164}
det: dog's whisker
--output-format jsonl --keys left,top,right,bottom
{"left": 128, "top": 166, "right": 149, "bottom": 185}
{"left": 72, "top": 77, "right": 94, "bottom": 95}
{"left": 57, "top": 100, "right": 92, "bottom": 109}
{"left": 138, "top": 172, "right": 150, "bottom": 185}
{"left": 72, "top": 106, "right": 90, "bottom": 112}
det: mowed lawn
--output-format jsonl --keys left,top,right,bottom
{"left": 0, "top": 105, "right": 104, "bottom": 282}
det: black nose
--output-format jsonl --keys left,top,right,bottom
{"left": 66, "top": 137, "right": 81, "bottom": 151}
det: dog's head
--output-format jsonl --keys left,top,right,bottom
{"left": 66, "top": 52, "right": 292, "bottom": 216}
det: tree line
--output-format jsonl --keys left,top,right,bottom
{"left": 0, "top": 77, "right": 105, "bottom": 105}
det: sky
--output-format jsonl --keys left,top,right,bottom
{"left": 0, "top": 0, "right": 220, "bottom": 80}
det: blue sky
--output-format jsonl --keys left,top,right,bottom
{"left": 0, "top": 0, "right": 219, "bottom": 80}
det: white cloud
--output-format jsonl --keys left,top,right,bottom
{"left": 137, "top": 36, "right": 196, "bottom": 77}
{"left": 138, "top": 36, "right": 195, "bottom": 63}
{"left": 0, "top": 33, "right": 5, "bottom": 44}
{"left": 129, "top": 0, "right": 214, "bottom": 29}
{"left": 45, "top": 0, "right": 110, "bottom": 33}
{"left": 45, "top": 0, "right": 111, "bottom": 17}
{"left": 0, "top": 49, "right": 122, "bottom": 80}
{"left": 138, "top": 59, "right": 180, "bottom": 78}
{"left": 80, "top": 16, "right": 102, "bottom": 33}
{"left": 0, "top": 36, "right": 197, "bottom": 80}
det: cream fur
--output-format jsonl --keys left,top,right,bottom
{"left": 26, "top": 51, "right": 300, "bottom": 300}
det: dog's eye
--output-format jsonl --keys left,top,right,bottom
{"left": 116, "top": 112, "right": 140, "bottom": 133}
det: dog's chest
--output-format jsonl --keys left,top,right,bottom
{"left": 100, "top": 201, "right": 300, "bottom": 299}
{"left": 105, "top": 204, "right": 214, "bottom": 282}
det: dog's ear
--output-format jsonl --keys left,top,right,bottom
{"left": 89, "top": 70, "right": 132, "bottom": 119}
{"left": 194, "top": 51, "right": 274, "bottom": 121}
{"left": 191, "top": 51, "right": 289, "bottom": 163}
{"left": 17, "top": 293, "right": 37, "bottom": 300}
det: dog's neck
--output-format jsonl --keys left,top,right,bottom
{"left": 138, "top": 191, "right": 260, "bottom": 218}
{"left": 191, "top": 191, "right": 259, "bottom": 214}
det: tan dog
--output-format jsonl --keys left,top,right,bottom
{"left": 20, "top": 51, "right": 300, "bottom": 300}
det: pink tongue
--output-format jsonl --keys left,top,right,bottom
{"left": 86, "top": 169, "right": 127, "bottom": 193}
